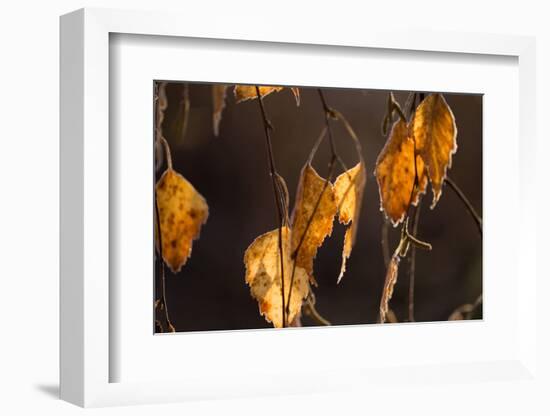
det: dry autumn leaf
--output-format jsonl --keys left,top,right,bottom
{"left": 290, "top": 164, "right": 337, "bottom": 285}
{"left": 234, "top": 85, "right": 301, "bottom": 106}
{"left": 156, "top": 168, "right": 209, "bottom": 273}
{"left": 212, "top": 84, "right": 227, "bottom": 136}
{"left": 374, "top": 119, "right": 428, "bottom": 225}
{"left": 379, "top": 255, "right": 400, "bottom": 324}
{"left": 412, "top": 93, "right": 457, "bottom": 208}
{"left": 333, "top": 162, "right": 366, "bottom": 283}
{"left": 234, "top": 85, "right": 283, "bottom": 103}
{"left": 244, "top": 226, "right": 309, "bottom": 328}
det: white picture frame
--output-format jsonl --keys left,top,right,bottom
{"left": 60, "top": 7, "right": 538, "bottom": 408}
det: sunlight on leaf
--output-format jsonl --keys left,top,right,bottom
{"left": 374, "top": 119, "right": 427, "bottom": 226}
{"left": 156, "top": 168, "right": 209, "bottom": 273}
{"left": 234, "top": 85, "right": 283, "bottom": 103}
{"left": 234, "top": 85, "right": 301, "bottom": 106}
{"left": 244, "top": 226, "right": 310, "bottom": 328}
{"left": 379, "top": 255, "right": 400, "bottom": 324}
{"left": 290, "top": 164, "right": 337, "bottom": 285}
{"left": 333, "top": 162, "right": 366, "bottom": 283}
{"left": 212, "top": 85, "right": 227, "bottom": 136}
{"left": 412, "top": 93, "right": 457, "bottom": 208}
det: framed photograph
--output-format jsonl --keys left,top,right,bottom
{"left": 60, "top": 8, "right": 537, "bottom": 408}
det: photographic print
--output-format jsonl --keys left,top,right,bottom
{"left": 153, "top": 82, "right": 482, "bottom": 333}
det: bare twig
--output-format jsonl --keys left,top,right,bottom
{"left": 155, "top": 198, "right": 175, "bottom": 332}
{"left": 303, "top": 294, "right": 331, "bottom": 326}
{"left": 255, "top": 86, "right": 288, "bottom": 328}
{"left": 174, "top": 83, "right": 190, "bottom": 145}
{"left": 465, "top": 294, "right": 483, "bottom": 319}
{"left": 445, "top": 177, "right": 483, "bottom": 236}
{"left": 154, "top": 82, "right": 175, "bottom": 333}
{"left": 449, "top": 294, "right": 483, "bottom": 320}
{"left": 408, "top": 201, "right": 422, "bottom": 322}
{"left": 381, "top": 220, "right": 391, "bottom": 268}
{"left": 318, "top": 89, "right": 348, "bottom": 172}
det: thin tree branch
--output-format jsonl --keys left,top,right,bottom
{"left": 465, "top": 294, "right": 483, "bottom": 319}
{"left": 255, "top": 86, "right": 287, "bottom": 328}
{"left": 174, "top": 83, "right": 190, "bottom": 145}
{"left": 155, "top": 198, "right": 175, "bottom": 332}
{"left": 154, "top": 82, "right": 175, "bottom": 333}
{"left": 381, "top": 220, "right": 391, "bottom": 268}
{"left": 408, "top": 201, "right": 421, "bottom": 322}
{"left": 445, "top": 176, "right": 482, "bottom": 236}
{"left": 318, "top": 89, "right": 348, "bottom": 172}
{"left": 303, "top": 294, "right": 331, "bottom": 326}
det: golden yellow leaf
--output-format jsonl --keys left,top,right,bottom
{"left": 233, "top": 85, "right": 301, "bottom": 106}
{"left": 290, "top": 164, "right": 337, "bottom": 285}
{"left": 374, "top": 119, "right": 428, "bottom": 225}
{"left": 244, "top": 226, "right": 310, "bottom": 328}
{"left": 156, "top": 168, "right": 209, "bottom": 273}
{"left": 212, "top": 84, "right": 227, "bottom": 136}
{"left": 333, "top": 162, "right": 366, "bottom": 283}
{"left": 412, "top": 93, "right": 457, "bottom": 208}
{"left": 234, "top": 85, "right": 283, "bottom": 103}
{"left": 379, "top": 255, "right": 400, "bottom": 324}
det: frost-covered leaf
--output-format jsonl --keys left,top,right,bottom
{"left": 212, "top": 84, "right": 227, "bottom": 136}
{"left": 290, "top": 164, "right": 337, "bottom": 284}
{"left": 379, "top": 255, "right": 400, "bottom": 324}
{"left": 156, "top": 168, "right": 209, "bottom": 273}
{"left": 374, "top": 119, "right": 427, "bottom": 225}
{"left": 244, "top": 226, "right": 310, "bottom": 328}
{"left": 412, "top": 93, "right": 457, "bottom": 208}
{"left": 333, "top": 162, "right": 366, "bottom": 283}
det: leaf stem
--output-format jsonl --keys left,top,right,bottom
{"left": 255, "top": 86, "right": 287, "bottom": 328}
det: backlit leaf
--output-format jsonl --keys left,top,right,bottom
{"left": 156, "top": 168, "right": 209, "bottom": 273}
{"left": 244, "top": 226, "right": 310, "bottom": 328}
{"left": 290, "top": 164, "right": 337, "bottom": 285}
{"left": 379, "top": 255, "right": 400, "bottom": 324}
{"left": 333, "top": 162, "right": 366, "bottom": 283}
{"left": 212, "top": 84, "right": 227, "bottom": 136}
{"left": 412, "top": 93, "right": 457, "bottom": 208}
{"left": 374, "top": 119, "right": 427, "bottom": 225}
{"left": 234, "top": 85, "right": 300, "bottom": 106}
{"left": 234, "top": 85, "right": 283, "bottom": 103}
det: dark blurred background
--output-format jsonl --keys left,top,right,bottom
{"left": 155, "top": 82, "right": 482, "bottom": 332}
